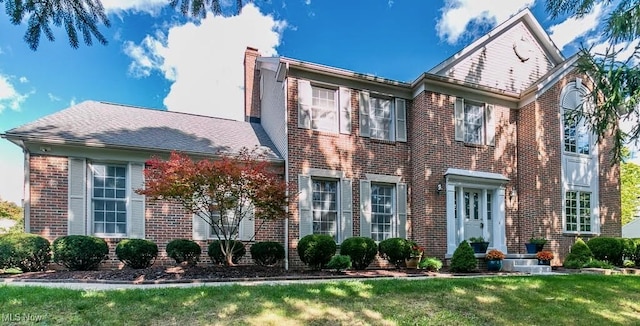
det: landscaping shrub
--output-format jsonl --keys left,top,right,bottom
{"left": 450, "top": 241, "right": 477, "bottom": 273}
{"left": 326, "top": 255, "right": 351, "bottom": 272}
{"left": 297, "top": 234, "right": 336, "bottom": 270}
{"left": 563, "top": 238, "right": 593, "bottom": 269}
{"left": 115, "top": 239, "right": 158, "bottom": 269}
{"left": 631, "top": 238, "right": 640, "bottom": 266}
{"left": 584, "top": 259, "right": 615, "bottom": 269}
{"left": 378, "top": 238, "right": 412, "bottom": 268}
{"left": 52, "top": 235, "right": 108, "bottom": 271}
{"left": 623, "top": 259, "right": 636, "bottom": 268}
{"left": 208, "top": 240, "right": 246, "bottom": 265}
{"left": 339, "top": 237, "right": 377, "bottom": 270}
{"left": 250, "top": 241, "right": 285, "bottom": 266}
{"left": 620, "top": 238, "right": 637, "bottom": 261}
{"left": 419, "top": 257, "right": 443, "bottom": 272}
{"left": 586, "top": 237, "right": 623, "bottom": 266}
{"left": 166, "top": 239, "right": 201, "bottom": 266}
{"left": 0, "top": 233, "right": 50, "bottom": 272}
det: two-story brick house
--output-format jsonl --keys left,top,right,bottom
{"left": 2, "top": 8, "right": 620, "bottom": 268}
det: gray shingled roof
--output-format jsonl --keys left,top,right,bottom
{"left": 3, "top": 101, "right": 282, "bottom": 161}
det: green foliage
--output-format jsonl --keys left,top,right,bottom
{"left": 623, "top": 259, "right": 636, "bottom": 268}
{"left": 584, "top": 259, "right": 615, "bottom": 269}
{"left": 419, "top": 257, "right": 443, "bottom": 272}
{"left": 326, "top": 255, "right": 352, "bottom": 272}
{"left": 468, "top": 237, "right": 486, "bottom": 243}
{"left": 166, "top": 239, "right": 201, "bottom": 266}
{"left": 563, "top": 259, "right": 584, "bottom": 269}
{"left": 450, "top": 241, "right": 477, "bottom": 273}
{"left": 587, "top": 237, "right": 624, "bottom": 266}
{"left": 208, "top": 240, "right": 246, "bottom": 265}
{"left": 0, "top": 233, "right": 50, "bottom": 272}
{"left": 115, "top": 239, "right": 158, "bottom": 269}
{"left": 339, "top": 237, "right": 377, "bottom": 270}
{"left": 170, "top": 0, "right": 247, "bottom": 18}
{"left": 250, "top": 241, "right": 285, "bottom": 266}
{"left": 545, "top": 0, "right": 640, "bottom": 162}
{"left": 0, "top": 200, "right": 23, "bottom": 233}
{"left": 631, "top": 238, "right": 640, "bottom": 265}
{"left": 563, "top": 238, "right": 593, "bottom": 268}
{"left": 378, "top": 238, "right": 412, "bottom": 268}
{"left": 297, "top": 234, "right": 336, "bottom": 270}
{"left": 621, "top": 161, "right": 640, "bottom": 225}
{"left": 52, "top": 235, "right": 108, "bottom": 271}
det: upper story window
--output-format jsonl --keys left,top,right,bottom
{"left": 91, "top": 164, "right": 127, "bottom": 236}
{"left": 454, "top": 98, "right": 495, "bottom": 146}
{"left": 298, "top": 79, "right": 352, "bottom": 134}
{"left": 311, "top": 86, "right": 337, "bottom": 132}
{"left": 359, "top": 91, "right": 407, "bottom": 142}
{"left": 562, "top": 80, "right": 591, "bottom": 155}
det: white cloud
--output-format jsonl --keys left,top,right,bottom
{"left": 304, "top": 0, "right": 311, "bottom": 5}
{"left": 69, "top": 97, "right": 77, "bottom": 106}
{"left": 0, "top": 150, "right": 23, "bottom": 205}
{"left": 548, "top": 3, "right": 603, "bottom": 51}
{"left": 0, "top": 74, "right": 28, "bottom": 113}
{"left": 124, "top": 3, "right": 286, "bottom": 121}
{"left": 101, "top": 0, "right": 169, "bottom": 15}
{"left": 48, "top": 93, "right": 61, "bottom": 102}
{"left": 18, "top": 76, "right": 28, "bottom": 83}
{"left": 436, "top": 0, "right": 534, "bottom": 44}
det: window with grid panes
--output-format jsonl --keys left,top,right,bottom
{"left": 371, "top": 184, "right": 395, "bottom": 241}
{"left": 92, "top": 164, "right": 127, "bottom": 235}
{"left": 312, "top": 179, "right": 338, "bottom": 240}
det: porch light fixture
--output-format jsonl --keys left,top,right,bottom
{"left": 437, "top": 183, "right": 443, "bottom": 194}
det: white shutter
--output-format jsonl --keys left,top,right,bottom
{"left": 192, "top": 213, "right": 208, "bottom": 240}
{"left": 395, "top": 98, "right": 407, "bottom": 142}
{"left": 298, "top": 174, "right": 313, "bottom": 237}
{"left": 359, "top": 91, "right": 370, "bottom": 137}
{"left": 68, "top": 158, "right": 86, "bottom": 235}
{"left": 339, "top": 87, "right": 352, "bottom": 134}
{"left": 239, "top": 204, "right": 255, "bottom": 241}
{"left": 298, "top": 79, "right": 312, "bottom": 129}
{"left": 359, "top": 180, "right": 371, "bottom": 237}
{"left": 485, "top": 104, "right": 495, "bottom": 146}
{"left": 455, "top": 97, "right": 464, "bottom": 141}
{"left": 397, "top": 183, "right": 407, "bottom": 239}
{"left": 129, "top": 163, "right": 145, "bottom": 239}
{"left": 340, "top": 179, "right": 353, "bottom": 242}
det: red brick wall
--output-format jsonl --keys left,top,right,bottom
{"left": 29, "top": 155, "right": 68, "bottom": 239}
{"left": 285, "top": 77, "right": 411, "bottom": 268}
{"left": 410, "top": 91, "right": 518, "bottom": 258}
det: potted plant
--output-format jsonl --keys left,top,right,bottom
{"left": 469, "top": 237, "right": 489, "bottom": 253}
{"left": 526, "top": 236, "right": 547, "bottom": 253}
{"left": 405, "top": 243, "right": 424, "bottom": 269}
{"left": 536, "top": 250, "right": 554, "bottom": 265}
{"left": 485, "top": 249, "right": 505, "bottom": 271}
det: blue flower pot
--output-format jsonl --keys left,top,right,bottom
{"left": 487, "top": 260, "right": 502, "bottom": 272}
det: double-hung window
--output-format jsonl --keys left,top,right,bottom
{"left": 312, "top": 179, "right": 339, "bottom": 240}
{"left": 91, "top": 164, "right": 127, "bottom": 236}
{"left": 210, "top": 210, "right": 238, "bottom": 238}
{"left": 311, "top": 86, "right": 338, "bottom": 132}
{"left": 371, "top": 184, "right": 395, "bottom": 241}
{"left": 565, "top": 191, "right": 592, "bottom": 232}
{"left": 369, "top": 97, "right": 393, "bottom": 141}
{"left": 454, "top": 98, "right": 495, "bottom": 146}
{"left": 298, "top": 79, "right": 352, "bottom": 134}
{"left": 358, "top": 91, "right": 407, "bottom": 142}
{"left": 563, "top": 95, "right": 590, "bottom": 155}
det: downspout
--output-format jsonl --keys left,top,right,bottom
{"left": 22, "top": 142, "right": 31, "bottom": 233}
{"left": 283, "top": 70, "right": 290, "bottom": 271}
{"left": 515, "top": 109, "right": 521, "bottom": 252}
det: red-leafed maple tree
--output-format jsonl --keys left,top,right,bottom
{"left": 137, "top": 148, "right": 287, "bottom": 266}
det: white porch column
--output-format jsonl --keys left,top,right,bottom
{"left": 493, "top": 187, "right": 507, "bottom": 253}
{"left": 446, "top": 183, "right": 457, "bottom": 255}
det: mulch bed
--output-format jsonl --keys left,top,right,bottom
{"left": 0, "top": 265, "right": 448, "bottom": 284}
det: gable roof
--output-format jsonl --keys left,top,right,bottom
{"left": 2, "top": 101, "right": 282, "bottom": 161}
{"left": 429, "top": 8, "right": 564, "bottom": 75}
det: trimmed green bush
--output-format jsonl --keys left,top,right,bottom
{"left": 419, "top": 257, "right": 443, "bottom": 272}
{"left": 584, "top": 259, "right": 615, "bottom": 269}
{"left": 297, "top": 234, "right": 336, "bottom": 270}
{"left": 52, "top": 235, "right": 108, "bottom": 271}
{"left": 450, "top": 241, "right": 477, "bottom": 273}
{"left": 563, "top": 238, "right": 593, "bottom": 269}
{"left": 621, "top": 238, "right": 637, "bottom": 261}
{"left": 250, "top": 241, "right": 285, "bottom": 266}
{"left": 339, "top": 237, "right": 377, "bottom": 270}
{"left": 378, "top": 238, "right": 412, "bottom": 268}
{"left": 166, "top": 239, "right": 201, "bottom": 266}
{"left": 586, "top": 237, "right": 623, "bottom": 266}
{"left": 0, "top": 233, "right": 51, "bottom": 272}
{"left": 208, "top": 240, "right": 246, "bottom": 265}
{"left": 623, "top": 259, "right": 635, "bottom": 268}
{"left": 115, "top": 239, "right": 158, "bottom": 269}
{"left": 326, "top": 255, "right": 352, "bottom": 272}
{"left": 631, "top": 238, "right": 640, "bottom": 266}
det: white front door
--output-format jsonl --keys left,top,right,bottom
{"left": 463, "top": 190, "right": 484, "bottom": 240}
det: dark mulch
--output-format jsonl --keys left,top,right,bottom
{"left": 0, "top": 265, "right": 444, "bottom": 283}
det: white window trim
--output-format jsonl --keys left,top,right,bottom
{"left": 88, "top": 162, "right": 129, "bottom": 238}
{"left": 311, "top": 177, "right": 341, "bottom": 241}
{"left": 370, "top": 182, "right": 397, "bottom": 241}
{"left": 561, "top": 80, "right": 593, "bottom": 157}
{"left": 563, "top": 189, "right": 599, "bottom": 235}
{"left": 310, "top": 84, "right": 339, "bottom": 133}
{"left": 369, "top": 95, "right": 395, "bottom": 141}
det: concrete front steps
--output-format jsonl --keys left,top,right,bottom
{"left": 502, "top": 254, "right": 552, "bottom": 274}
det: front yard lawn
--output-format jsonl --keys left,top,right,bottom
{"left": 1, "top": 274, "right": 639, "bottom": 325}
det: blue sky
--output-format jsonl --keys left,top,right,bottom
{"left": 0, "top": 0, "right": 630, "bottom": 204}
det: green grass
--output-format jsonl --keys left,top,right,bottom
{"left": 1, "top": 274, "right": 640, "bottom": 325}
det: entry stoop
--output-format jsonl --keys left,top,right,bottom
{"left": 502, "top": 255, "right": 551, "bottom": 274}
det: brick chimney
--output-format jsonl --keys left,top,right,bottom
{"left": 244, "top": 47, "right": 261, "bottom": 123}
